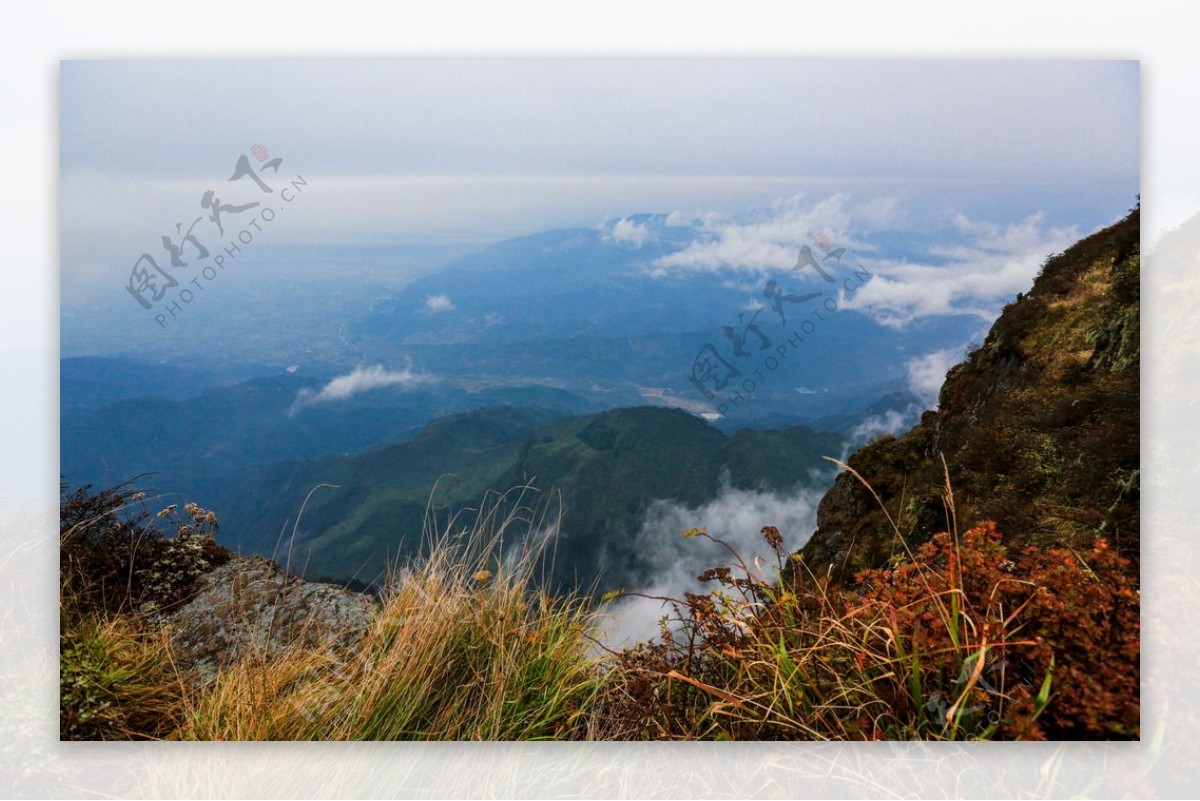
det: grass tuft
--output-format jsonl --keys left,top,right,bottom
{"left": 179, "top": 490, "right": 605, "bottom": 741}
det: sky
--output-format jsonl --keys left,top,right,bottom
{"left": 61, "top": 60, "right": 1138, "bottom": 182}
{"left": 60, "top": 60, "right": 1139, "bottom": 313}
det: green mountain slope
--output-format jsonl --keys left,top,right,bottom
{"left": 801, "top": 207, "right": 1140, "bottom": 579}
{"left": 502, "top": 407, "right": 844, "bottom": 589}
{"left": 219, "top": 405, "right": 552, "bottom": 585}
{"left": 225, "top": 405, "right": 843, "bottom": 591}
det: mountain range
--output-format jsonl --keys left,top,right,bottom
{"left": 61, "top": 212, "right": 1033, "bottom": 598}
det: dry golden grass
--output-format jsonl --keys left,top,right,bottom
{"left": 178, "top": 491, "right": 606, "bottom": 741}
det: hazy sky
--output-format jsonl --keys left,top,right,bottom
{"left": 61, "top": 60, "right": 1138, "bottom": 180}
{"left": 61, "top": 60, "right": 1139, "bottom": 304}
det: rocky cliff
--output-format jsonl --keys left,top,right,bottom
{"left": 802, "top": 206, "right": 1140, "bottom": 581}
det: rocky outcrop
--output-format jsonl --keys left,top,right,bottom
{"left": 166, "top": 556, "right": 378, "bottom": 682}
{"left": 801, "top": 207, "right": 1140, "bottom": 582}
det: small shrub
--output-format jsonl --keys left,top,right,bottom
{"left": 60, "top": 482, "right": 230, "bottom": 619}
{"left": 60, "top": 482, "right": 230, "bottom": 740}
{"left": 139, "top": 502, "right": 228, "bottom": 614}
{"left": 601, "top": 518, "right": 1138, "bottom": 741}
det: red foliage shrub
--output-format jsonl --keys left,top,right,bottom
{"left": 854, "top": 522, "right": 1139, "bottom": 739}
{"left": 603, "top": 521, "right": 1139, "bottom": 741}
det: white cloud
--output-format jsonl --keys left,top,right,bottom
{"left": 906, "top": 346, "right": 968, "bottom": 410}
{"left": 832, "top": 345, "right": 971, "bottom": 458}
{"left": 664, "top": 210, "right": 696, "bottom": 227}
{"left": 598, "top": 479, "right": 827, "bottom": 647}
{"left": 423, "top": 294, "right": 456, "bottom": 313}
{"left": 607, "top": 217, "right": 652, "bottom": 248}
{"left": 651, "top": 194, "right": 876, "bottom": 276}
{"left": 834, "top": 346, "right": 970, "bottom": 457}
{"left": 289, "top": 363, "right": 435, "bottom": 415}
{"left": 649, "top": 197, "right": 1079, "bottom": 328}
{"left": 850, "top": 409, "right": 912, "bottom": 444}
{"left": 837, "top": 405, "right": 924, "bottom": 464}
{"left": 842, "top": 213, "right": 1080, "bottom": 327}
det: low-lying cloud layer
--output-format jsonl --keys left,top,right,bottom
{"left": 838, "top": 344, "right": 973, "bottom": 458}
{"left": 599, "top": 479, "right": 827, "bottom": 647}
{"left": 848, "top": 409, "right": 913, "bottom": 446}
{"left": 906, "top": 346, "right": 969, "bottom": 409}
{"left": 289, "top": 364, "right": 435, "bottom": 415}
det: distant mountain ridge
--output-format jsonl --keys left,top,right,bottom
{"left": 352, "top": 216, "right": 984, "bottom": 429}
{"left": 61, "top": 370, "right": 599, "bottom": 491}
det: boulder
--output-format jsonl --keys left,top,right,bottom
{"left": 166, "top": 556, "right": 377, "bottom": 682}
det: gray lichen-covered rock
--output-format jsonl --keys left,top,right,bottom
{"left": 166, "top": 556, "right": 377, "bottom": 682}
